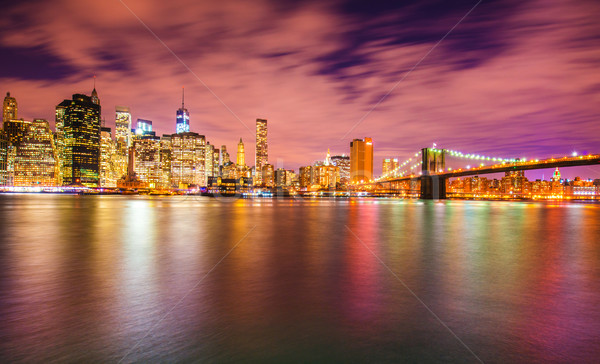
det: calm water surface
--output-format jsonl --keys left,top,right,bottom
{"left": 0, "top": 194, "right": 599, "bottom": 363}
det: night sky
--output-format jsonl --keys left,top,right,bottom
{"left": 1, "top": 0, "right": 599, "bottom": 178}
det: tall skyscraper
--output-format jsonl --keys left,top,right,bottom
{"left": 237, "top": 138, "right": 245, "bottom": 166}
{"left": 100, "top": 127, "right": 118, "bottom": 187}
{"left": 350, "top": 137, "right": 373, "bottom": 183}
{"left": 2, "top": 92, "right": 17, "bottom": 124}
{"left": 176, "top": 88, "right": 190, "bottom": 134}
{"left": 56, "top": 91, "right": 101, "bottom": 186}
{"left": 255, "top": 118, "right": 268, "bottom": 183}
{"left": 115, "top": 106, "right": 132, "bottom": 153}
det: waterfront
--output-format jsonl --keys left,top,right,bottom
{"left": 0, "top": 195, "right": 599, "bottom": 363}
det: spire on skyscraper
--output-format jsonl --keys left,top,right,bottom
{"left": 91, "top": 75, "right": 99, "bottom": 105}
{"left": 182, "top": 86, "right": 185, "bottom": 109}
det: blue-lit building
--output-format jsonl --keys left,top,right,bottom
{"left": 176, "top": 88, "right": 190, "bottom": 134}
{"left": 136, "top": 119, "right": 153, "bottom": 135}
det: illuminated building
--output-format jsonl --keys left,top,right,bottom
{"left": 135, "top": 119, "right": 153, "bottom": 135}
{"left": 171, "top": 132, "right": 206, "bottom": 188}
{"left": 221, "top": 145, "right": 230, "bottom": 165}
{"left": 56, "top": 92, "right": 101, "bottom": 186}
{"left": 299, "top": 166, "right": 314, "bottom": 188}
{"left": 237, "top": 138, "right": 245, "bottom": 166}
{"left": 262, "top": 164, "right": 274, "bottom": 187}
{"left": 501, "top": 170, "right": 528, "bottom": 194}
{"left": 160, "top": 135, "right": 172, "bottom": 186}
{"left": 100, "top": 127, "right": 118, "bottom": 187}
{"left": 286, "top": 169, "right": 297, "bottom": 187}
{"left": 3, "top": 92, "right": 17, "bottom": 124}
{"left": 133, "top": 134, "right": 162, "bottom": 188}
{"left": 3, "top": 119, "right": 31, "bottom": 147}
{"left": 212, "top": 148, "right": 220, "bottom": 176}
{"left": 255, "top": 118, "right": 268, "bottom": 184}
{"left": 350, "top": 137, "right": 373, "bottom": 183}
{"left": 316, "top": 165, "right": 340, "bottom": 189}
{"left": 382, "top": 158, "right": 399, "bottom": 177}
{"left": 331, "top": 155, "right": 350, "bottom": 185}
{"left": 552, "top": 167, "right": 561, "bottom": 182}
{"left": 0, "top": 131, "right": 9, "bottom": 185}
{"left": 205, "top": 142, "right": 215, "bottom": 179}
{"left": 9, "top": 119, "right": 59, "bottom": 186}
{"left": 275, "top": 168, "right": 286, "bottom": 187}
{"left": 115, "top": 106, "right": 131, "bottom": 153}
{"left": 176, "top": 88, "right": 190, "bottom": 134}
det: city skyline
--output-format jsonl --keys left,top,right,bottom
{"left": 0, "top": 0, "right": 598, "bottom": 178}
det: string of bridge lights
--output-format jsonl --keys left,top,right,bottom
{"left": 379, "top": 150, "right": 422, "bottom": 180}
{"left": 377, "top": 147, "right": 539, "bottom": 182}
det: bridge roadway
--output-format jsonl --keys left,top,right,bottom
{"left": 370, "top": 154, "right": 600, "bottom": 199}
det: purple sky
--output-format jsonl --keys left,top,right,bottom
{"left": 1, "top": 0, "right": 599, "bottom": 178}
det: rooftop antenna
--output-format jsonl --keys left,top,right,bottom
{"left": 93, "top": 74, "right": 96, "bottom": 89}
{"left": 182, "top": 86, "right": 185, "bottom": 109}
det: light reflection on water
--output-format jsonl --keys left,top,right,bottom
{"left": 0, "top": 195, "right": 599, "bottom": 363}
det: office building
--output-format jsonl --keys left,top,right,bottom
{"left": 255, "top": 118, "right": 268, "bottom": 184}
{"left": 133, "top": 134, "right": 162, "bottom": 188}
{"left": 171, "top": 132, "right": 206, "bottom": 188}
{"left": 115, "top": 106, "right": 132, "bottom": 154}
{"left": 12, "top": 119, "right": 59, "bottom": 186}
{"left": 331, "top": 155, "right": 350, "bottom": 185}
{"left": 136, "top": 119, "right": 153, "bottom": 135}
{"left": 100, "top": 127, "right": 118, "bottom": 187}
{"left": 350, "top": 137, "right": 373, "bottom": 183}
{"left": 56, "top": 92, "right": 101, "bottom": 186}
{"left": 3, "top": 92, "right": 17, "bottom": 124}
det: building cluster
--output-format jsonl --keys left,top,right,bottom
{"left": 0, "top": 88, "right": 375, "bottom": 192}
{"left": 447, "top": 169, "right": 600, "bottom": 197}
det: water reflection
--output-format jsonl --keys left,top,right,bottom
{"left": 0, "top": 195, "right": 598, "bottom": 362}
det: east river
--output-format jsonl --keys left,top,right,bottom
{"left": 0, "top": 194, "right": 598, "bottom": 363}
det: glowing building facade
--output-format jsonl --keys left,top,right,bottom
{"left": 350, "top": 137, "right": 373, "bottom": 183}
{"left": 176, "top": 88, "right": 190, "bottom": 134}
{"left": 171, "top": 132, "right": 206, "bottom": 188}
{"left": 115, "top": 106, "right": 131, "bottom": 153}
{"left": 57, "top": 93, "right": 101, "bottom": 186}
{"left": 100, "top": 127, "right": 118, "bottom": 187}
{"left": 133, "top": 135, "right": 162, "bottom": 188}
{"left": 237, "top": 138, "right": 245, "bottom": 166}
{"left": 3, "top": 92, "right": 17, "bottom": 124}
{"left": 10, "top": 119, "right": 59, "bottom": 186}
{"left": 255, "top": 118, "right": 268, "bottom": 184}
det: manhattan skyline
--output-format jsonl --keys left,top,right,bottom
{"left": 0, "top": 0, "right": 599, "bottom": 177}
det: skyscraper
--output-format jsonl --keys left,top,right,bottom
{"left": 100, "top": 127, "right": 118, "bottom": 187}
{"left": 176, "top": 88, "right": 190, "bottom": 134}
{"left": 57, "top": 92, "right": 101, "bottom": 186}
{"left": 115, "top": 106, "right": 132, "bottom": 153}
{"left": 350, "top": 137, "right": 373, "bottom": 183}
{"left": 2, "top": 92, "right": 17, "bottom": 124}
{"left": 237, "top": 138, "right": 245, "bottom": 166}
{"left": 255, "top": 118, "right": 267, "bottom": 184}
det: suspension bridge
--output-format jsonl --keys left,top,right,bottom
{"left": 354, "top": 147, "right": 600, "bottom": 199}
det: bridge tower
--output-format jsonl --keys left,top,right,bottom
{"left": 420, "top": 147, "right": 447, "bottom": 199}
{"left": 421, "top": 147, "right": 445, "bottom": 175}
